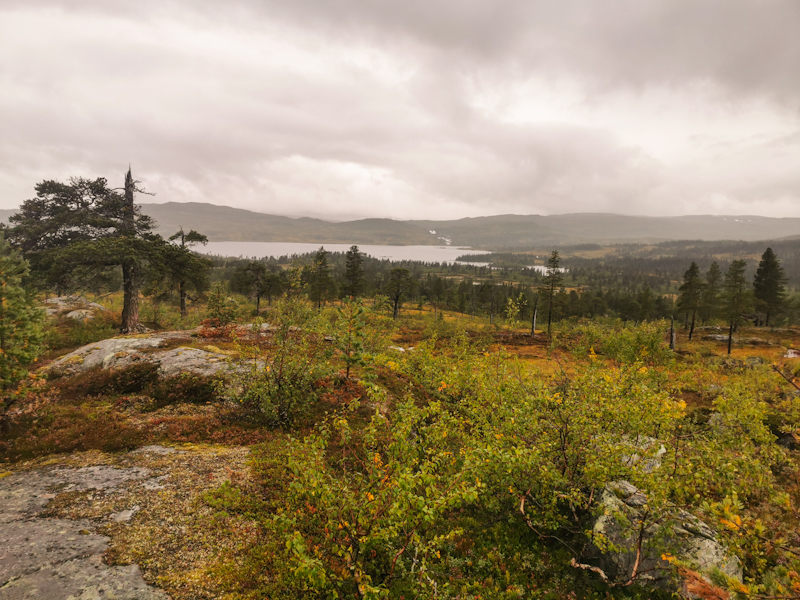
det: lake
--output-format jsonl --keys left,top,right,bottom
{"left": 200, "top": 242, "right": 491, "bottom": 264}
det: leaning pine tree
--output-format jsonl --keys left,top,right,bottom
{"left": 0, "top": 234, "right": 45, "bottom": 432}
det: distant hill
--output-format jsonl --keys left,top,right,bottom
{"left": 140, "top": 203, "right": 437, "bottom": 245}
{"left": 2, "top": 202, "right": 798, "bottom": 248}
{"left": 410, "top": 213, "right": 800, "bottom": 247}
{"left": 0, "top": 209, "right": 16, "bottom": 225}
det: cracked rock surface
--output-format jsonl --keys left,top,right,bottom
{"left": 0, "top": 464, "right": 169, "bottom": 599}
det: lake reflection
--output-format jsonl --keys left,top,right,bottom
{"left": 200, "top": 242, "right": 490, "bottom": 264}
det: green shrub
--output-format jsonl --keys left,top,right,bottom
{"left": 53, "top": 363, "right": 161, "bottom": 399}
{"left": 206, "top": 282, "right": 241, "bottom": 326}
{"left": 224, "top": 297, "right": 333, "bottom": 426}
{"left": 43, "top": 310, "right": 119, "bottom": 351}
{"left": 150, "top": 373, "right": 219, "bottom": 407}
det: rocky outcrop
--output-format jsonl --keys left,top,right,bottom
{"left": 589, "top": 480, "right": 741, "bottom": 596}
{"left": 45, "top": 333, "right": 231, "bottom": 377}
{"left": 43, "top": 296, "right": 108, "bottom": 321}
{"left": 0, "top": 465, "right": 169, "bottom": 599}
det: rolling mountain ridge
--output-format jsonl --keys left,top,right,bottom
{"left": 2, "top": 203, "right": 798, "bottom": 248}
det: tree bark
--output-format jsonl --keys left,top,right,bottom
{"left": 531, "top": 297, "right": 538, "bottom": 337}
{"left": 727, "top": 320, "right": 734, "bottom": 355}
{"left": 120, "top": 260, "right": 141, "bottom": 333}
{"left": 119, "top": 168, "right": 142, "bottom": 333}
{"left": 688, "top": 308, "right": 696, "bottom": 340}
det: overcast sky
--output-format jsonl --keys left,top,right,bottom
{"left": 2, "top": 1, "right": 799, "bottom": 221}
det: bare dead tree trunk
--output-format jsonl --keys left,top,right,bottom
{"left": 119, "top": 168, "right": 143, "bottom": 333}
{"left": 531, "top": 297, "right": 538, "bottom": 337}
{"left": 120, "top": 261, "right": 140, "bottom": 333}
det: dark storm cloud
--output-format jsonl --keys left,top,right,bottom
{"left": 1, "top": 0, "right": 799, "bottom": 218}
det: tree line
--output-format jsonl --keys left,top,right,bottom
{"left": 675, "top": 248, "right": 789, "bottom": 353}
{"left": 3, "top": 171, "right": 797, "bottom": 339}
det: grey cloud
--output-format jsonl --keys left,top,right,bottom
{"left": 1, "top": 1, "right": 799, "bottom": 219}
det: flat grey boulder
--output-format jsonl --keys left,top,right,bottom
{"left": 45, "top": 333, "right": 229, "bottom": 378}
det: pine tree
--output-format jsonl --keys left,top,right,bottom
{"left": 677, "top": 262, "right": 704, "bottom": 339}
{"left": 166, "top": 228, "right": 211, "bottom": 318}
{"left": 753, "top": 247, "right": 787, "bottom": 327}
{"left": 9, "top": 169, "right": 157, "bottom": 333}
{"left": 230, "top": 261, "right": 283, "bottom": 315}
{"left": 342, "top": 245, "right": 365, "bottom": 299}
{"left": 0, "top": 235, "right": 45, "bottom": 431}
{"left": 722, "top": 260, "right": 752, "bottom": 354}
{"left": 305, "top": 247, "right": 336, "bottom": 309}
{"left": 385, "top": 268, "right": 414, "bottom": 320}
{"left": 539, "top": 250, "right": 563, "bottom": 335}
{"left": 699, "top": 261, "right": 723, "bottom": 324}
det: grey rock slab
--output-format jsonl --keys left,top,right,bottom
{"left": 0, "top": 518, "right": 108, "bottom": 584}
{"left": 46, "top": 334, "right": 229, "bottom": 378}
{"left": 51, "top": 466, "right": 152, "bottom": 493}
{"left": 153, "top": 347, "right": 226, "bottom": 377}
{"left": 47, "top": 337, "right": 169, "bottom": 374}
{"left": 703, "top": 334, "right": 732, "bottom": 342}
{"left": 0, "top": 554, "right": 168, "bottom": 600}
{"left": 0, "top": 466, "right": 168, "bottom": 599}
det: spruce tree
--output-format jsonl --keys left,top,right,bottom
{"left": 753, "top": 247, "right": 787, "bottom": 327}
{"left": 342, "top": 245, "right": 365, "bottom": 299}
{"left": 677, "top": 262, "right": 704, "bottom": 339}
{"left": 0, "top": 235, "right": 45, "bottom": 431}
{"left": 539, "top": 250, "right": 563, "bottom": 335}
{"left": 699, "top": 261, "right": 723, "bottom": 324}
{"left": 722, "top": 260, "right": 752, "bottom": 354}
{"left": 306, "top": 247, "right": 336, "bottom": 309}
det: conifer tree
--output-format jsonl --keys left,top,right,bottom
{"left": 753, "top": 247, "right": 787, "bottom": 327}
{"left": 385, "top": 268, "right": 414, "bottom": 320}
{"left": 722, "top": 259, "right": 752, "bottom": 354}
{"left": 305, "top": 247, "right": 336, "bottom": 308}
{"left": 539, "top": 250, "right": 563, "bottom": 335}
{"left": 0, "top": 235, "right": 45, "bottom": 431}
{"left": 9, "top": 169, "right": 156, "bottom": 333}
{"left": 166, "top": 228, "right": 211, "bottom": 318}
{"left": 699, "top": 261, "right": 723, "bottom": 324}
{"left": 677, "top": 262, "right": 704, "bottom": 339}
{"left": 342, "top": 245, "right": 365, "bottom": 299}
{"left": 230, "top": 261, "right": 283, "bottom": 314}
